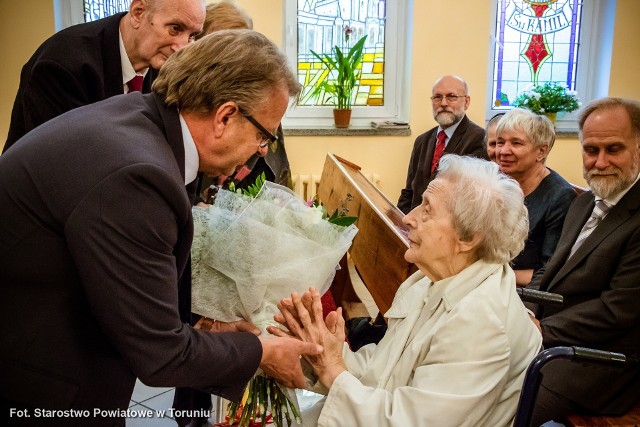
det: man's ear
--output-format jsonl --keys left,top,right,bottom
{"left": 212, "top": 102, "right": 240, "bottom": 137}
{"left": 128, "top": 0, "right": 146, "bottom": 28}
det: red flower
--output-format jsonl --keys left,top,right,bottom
{"left": 344, "top": 25, "right": 354, "bottom": 41}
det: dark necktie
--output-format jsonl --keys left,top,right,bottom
{"left": 568, "top": 199, "right": 611, "bottom": 258}
{"left": 431, "top": 130, "right": 447, "bottom": 173}
{"left": 127, "top": 75, "right": 144, "bottom": 93}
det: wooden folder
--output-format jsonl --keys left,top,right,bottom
{"left": 318, "top": 153, "right": 417, "bottom": 316}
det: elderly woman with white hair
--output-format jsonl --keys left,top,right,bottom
{"left": 269, "top": 155, "right": 542, "bottom": 427}
{"left": 495, "top": 108, "right": 576, "bottom": 286}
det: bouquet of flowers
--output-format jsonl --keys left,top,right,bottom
{"left": 191, "top": 175, "right": 357, "bottom": 427}
{"left": 512, "top": 81, "right": 580, "bottom": 114}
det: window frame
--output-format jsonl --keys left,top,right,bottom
{"left": 484, "top": 0, "right": 616, "bottom": 132}
{"left": 282, "top": 0, "right": 411, "bottom": 128}
{"left": 54, "top": 0, "right": 85, "bottom": 31}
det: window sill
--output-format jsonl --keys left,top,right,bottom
{"left": 283, "top": 126, "right": 412, "bottom": 137}
{"left": 555, "top": 131, "right": 578, "bottom": 139}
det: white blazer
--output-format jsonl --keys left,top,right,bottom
{"left": 312, "top": 260, "right": 542, "bottom": 427}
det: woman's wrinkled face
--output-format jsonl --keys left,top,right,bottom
{"left": 402, "top": 178, "right": 462, "bottom": 281}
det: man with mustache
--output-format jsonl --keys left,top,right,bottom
{"left": 528, "top": 97, "right": 640, "bottom": 425}
{"left": 397, "top": 75, "right": 487, "bottom": 214}
{"left": 4, "top": 0, "right": 206, "bottom": 152}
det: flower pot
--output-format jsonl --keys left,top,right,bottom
{"left": 333, "top": 109, "right": 352, "bottom": 128}
{"left": 544, "top": 112, "right": 557, "bottom": 125}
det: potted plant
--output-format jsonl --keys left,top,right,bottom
{"left": 310, "top": 34, "right": 367, "bottom": 128}
{"left": 512, "top": 81, "right": 581, "bottom": 124}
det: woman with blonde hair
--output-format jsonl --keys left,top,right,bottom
{"left": 196, "top": 1, "right": 253, "bottom": 39}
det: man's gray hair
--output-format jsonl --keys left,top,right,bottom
{"left": 437, "top": 155, "right": 529, "bottom": 264}
{"left": 578, "top": 97, "right": 640, "bottom": 145}
{"left": 153, "top": 29, "right": 301, "bottom": 117}
{"left": 496, "top": 107, "right": 556, "bottom": 153}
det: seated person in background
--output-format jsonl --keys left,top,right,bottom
{"left": 528, "top": 97, "right": 640, "bottom": 426}
{"left": 485, "top": 112, "right": 505, "bottom": 162}
{"left": 271, "top": 155, "right": 542, "bottom": 426}
{"left": 496, "top": 108, "right": 576, "bottom": 286}
{"left": 195, "top": 2, "right": 293, "bottom": 203}
{"left": 397, "top": 75, "right": 487, "bottom": 214}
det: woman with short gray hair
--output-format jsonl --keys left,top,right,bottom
{"left": 496, "top": 108, "right": 576, "bottom": 286}
{"left": 271, "top": 155, "right": 542, "bottom": 426}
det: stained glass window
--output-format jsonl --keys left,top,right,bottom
{"left": 83, "top": 0, "right": 130, "bottom": 22}
{"left": 285, "top": 0, "right": 407, "bottom": 126}
{"left": 491, "top": 0, "right": 583, "bottom": 109}
{"left": 295, "top": 0, "right": 386, "bottom": 107}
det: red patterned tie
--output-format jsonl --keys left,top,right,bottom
{"left": 431, "top": 130, "right": 447, "bottom": 173}
{"left": 127, "top": 75, "right": 144, "bottom": 93}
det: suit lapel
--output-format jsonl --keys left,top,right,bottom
{"left": 151, "top": 94, "right": 186, "bottom": 181}
{"left": 142, "top": 68, "right": 158, "bottom": 93}
{"left": 102, "top": 13, "right": 128, "bottom": 97}
{"left": 424, "top": 130, "right": 438, "bottom": 179}
{"left": 443, "top": 115, "right": 469, "bottom": 156}
{"left": 548, "top": 183, "right": 640, "bottom": 290}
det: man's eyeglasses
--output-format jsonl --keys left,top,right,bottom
{"left": 431, "top": 94, "right": 468, "bottom": 104}
{"left": 243, "top": 114, "right": 279, "bottom": 149}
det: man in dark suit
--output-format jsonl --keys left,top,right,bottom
{"left": 0, "top": 30, "right": 321, "bottom": 427}
{"left": 3, "top": 0, "right": 206, "bottom": 152}
{"left": 397, "top": 75, "right": 487, "bottom": 214}
{"left": 528, "top": 97, "right": 640, "bottom": 425}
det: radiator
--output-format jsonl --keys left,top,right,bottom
{"left": 293, "top": 172, "right": 381, "bottom": 200}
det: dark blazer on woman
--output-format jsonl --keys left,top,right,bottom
{"left": 397, "top": 115, "right": 487, "bottom": 214}
{"left": 529, "top": 184, "right": 640, "bottom": 415}
{"left": 4, "top": 12, "right": 156, "bottom": 152}
{"left": 0, "top": 93, "right": 261, "bottom": 426}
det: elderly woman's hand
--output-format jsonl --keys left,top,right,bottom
{"left": 268, "top": 287, "right": 347, "bottom": 388}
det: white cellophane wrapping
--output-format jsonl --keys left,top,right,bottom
{"left": 191, "top": 182, "right": 358, "bottom": 333}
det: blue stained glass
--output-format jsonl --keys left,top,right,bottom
{"left": 83, "top": 0, "right": 131, "bottom": 22}
{"left": 492, "top": 0, "right": 583, "bottom": 108}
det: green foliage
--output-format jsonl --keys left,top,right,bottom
{"left": 310, "top": 35, "right": 367, "bottom": 110}
{"left": 228, "top": 172, "right": 266, "bottom": 197}
{"left": 227, "top": 174, "right": 357, "bottom": 228}
{"left": 226, "top": 375, "right": 299, "bottom": 427}
{"left": 310, "top": 196, "right": 358, "bottom": 227}
{"left": 512, "top": 81, "right": 581, "bottom": 114}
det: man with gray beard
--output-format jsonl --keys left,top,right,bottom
{"left": 397, "top": 75, "right": 487, "bottom": 214}
{"left": 528, "top": 97, "right": 640, "bottom": 426}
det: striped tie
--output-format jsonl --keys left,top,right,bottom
{"left": 568, "top": 199, "right": 611, "bottom": 258}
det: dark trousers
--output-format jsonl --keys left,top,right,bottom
{"left": 530, "top": 384, "right": 584, "bottom": 427}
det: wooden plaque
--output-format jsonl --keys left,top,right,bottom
{"left": 318, "top": 153, "right": 417, "bottom": 315}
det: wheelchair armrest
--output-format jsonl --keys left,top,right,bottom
{"left": 573, "top": 346, "right": 627, "bottom": 365}
{"left": 517, "top": 287, "right": 564, "bottom": 306}
{"left": 513, "top": 346, "right": 627, "bottom": 427}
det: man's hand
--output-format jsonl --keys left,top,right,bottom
{"left": 195, "top": 317, "right": 260, "bottom": 335}
{"left": 258, "top": 335, "right": 322, "bottom": 389}
{"left": 269, "top": 288, "right": 347, "bottom": 388}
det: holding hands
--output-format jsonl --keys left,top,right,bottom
{"left": 195, "top": 316, "right": 321, "bottom": 390}
{"left": 268, "top": 287, "right": 347, "bottom": 389}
